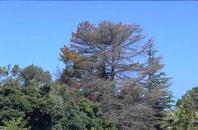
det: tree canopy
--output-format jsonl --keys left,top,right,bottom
{"left": 59, "top": 21, "right": 172, "bottom": 130}
{"left": 2, "top": 20, "right": 193, "bottom": 130}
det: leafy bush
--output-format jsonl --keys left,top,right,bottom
{"left": 0, "top": 118, "right": 27, "bottom": 130}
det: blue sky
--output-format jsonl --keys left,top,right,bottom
{"left": 0, "top": 1, "right": 197, "bottom": 99}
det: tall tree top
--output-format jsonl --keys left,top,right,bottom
{"left": 60, "top": 21, "right": 156, "bottom": 87}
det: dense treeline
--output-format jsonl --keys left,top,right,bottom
{"left": 0, "top": 21, "right": 195, "bottom": 130}
{"left": 0, "top": 65, "right": 116, "bottom": 130}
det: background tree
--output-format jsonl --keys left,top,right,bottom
{"left": 142, "top": 41, "right": 173, "bottom": 129}
{"left": 59, "top": 46, "right": 82, "bottom": 87}
{"left": 59, "top": 21, "right": 152, "bottom": 87}
{"left": 0, "top": 65, "right": 117, "bottom": 130}
{"left": 59, "top": 21, "right": 172, "bottom": 130}
{"left": 20, "top": 64, "right": 51, "bottom": 86}
{"left": 162, "top": 87, "right": 198, "bottom": 130}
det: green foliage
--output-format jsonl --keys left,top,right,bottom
{"left": 162, "top": 90, "right": 198, "bottom": 130}
{"left": 0, "top": 65, "right": 117, "bottom": 130}
{"left": 59, "top": 67, "right": 81, "bottom": 87}
{"left": 0, "top": 66, "right": 9, "bottom": 76}
{"left": 1, "top": 118, "right": 27, "bottom": 130}
{"left": 50, "top": 86, "right": 117, "bottom": 130}
{"left": 0, "top": 64, "right": 51, "bottom": 88}
{"left": 0, "top": 82, "right": 54, "bottom": 130}
{"left": 20, "top": 64, "right": 51, "bottom": 86}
